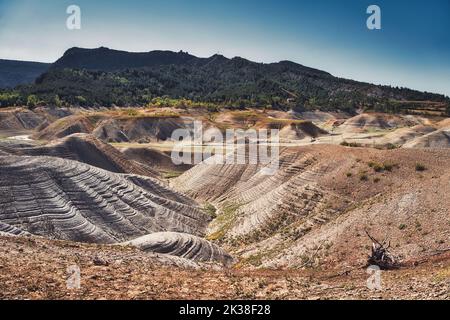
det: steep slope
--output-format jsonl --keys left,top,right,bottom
{"left": 0, "top": 156, "right": 209, "bottom": 244}
{"left": 32, "top": 115, "right": 94, "bottom": 140}
{"left": 0, "top": 222, "right": 30, "bottom": 236}
{"left": 121, "top": 147, "right": 193, "bottom": 175}
{"left": 402, "top": 127, "right": 450, "bottom": 149}
{"left": 375, "top": 125, "right": 437, "bottom": 147}
{"left": 0, "top": 108, "right": 46, "bottom": 132}
{"left": 0, "top": 59, "right": 50, "bottom": 88}
{"left": 0, "top": 133, "right": 157, "bottom": 177}
{"left": 337, "top": 113, "right": 428, "bottom": 133}
{"left": 92, "top": 116, "right": 188, "bottom": 143}
{"left": 173, "top": 145, "right": 450, "bottom": 269}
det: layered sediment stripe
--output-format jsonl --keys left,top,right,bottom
{"left": 0, "top": 155, "right": 209, "bottom": 243}
{"left": 126, "top": 232, "right": 233, "bottom": 266}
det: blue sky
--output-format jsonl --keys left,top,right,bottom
{"left": 0, "top": 0, "right": 449, "bottom": 96}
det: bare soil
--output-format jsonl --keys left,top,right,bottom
{"left": 0, "top": 235, "right": 448, "bottom": 300}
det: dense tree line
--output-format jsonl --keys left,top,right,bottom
{"left": 0, "top": 51, "right": 449, "bottom": 115}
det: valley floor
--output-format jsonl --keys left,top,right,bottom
{"left": 0, "top": 235, "right": 448, "bottom": 300}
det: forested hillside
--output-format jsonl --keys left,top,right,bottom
{"left": 1, "top": 47, "right": 449, "bottom": 114}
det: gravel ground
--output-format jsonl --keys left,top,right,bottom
{"left": 0, "top": 235, "right": 448, "bottom": 300}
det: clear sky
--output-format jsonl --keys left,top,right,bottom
{"left": 0, "top": 0, "right": 449, "bottom": 96}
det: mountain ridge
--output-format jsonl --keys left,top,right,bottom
{"left": 1, "top": 47, "right": 449, "bottom": 114}
{"left": 51, "top": 46, "right": 332, "bottom": 77}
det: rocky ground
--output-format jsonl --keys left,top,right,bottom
{"left": 0, "top": 235, "right": 448, "bottom": 300}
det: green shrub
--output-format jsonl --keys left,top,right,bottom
{"left": 415, "top": 163, "right": 427, "bottom": 172}
{"left": 359, "top": 173, "right": 369, "bottom": 181}
{"left": 203, "top": 203, "right": 217, "bottom": 219}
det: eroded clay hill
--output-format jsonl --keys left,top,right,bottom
{"left": 0, "top": 155, "right": 230, "bottom": 266}
{"left": 125, "top": 232, "right": 233, "bottom": 265}
{"left": 402, "top": 127, "right": 450, "bottom": 149}
{"left": 32, "top": 111, "right": 191, "bottom": 143}
{"left": 33, "top": 115, "right": 94, "bottom": 140}
{"left": 337, "top": 113, "right": 429, "bottom": 133}
{"left": 121, "top": 147, "right": 193, "bottom": 175}
{"left": 0, "top": 108, "right": 45, "bottom": 132}
{"left": 0, "top": 107, "right": 77, "bottom": 135}
{"left": 173, "top": 145, "right": 450, "bottom": 269}
{"left": 0, "top": 155, "right": 208, "bottom": 241}
{"left": 0, "top": 133, "right": 157, "bottom": 177}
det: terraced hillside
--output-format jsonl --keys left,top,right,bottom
{"left": 0, "top": 156, "right": 209, "bottom": 241}
{"left": 0, "top": 133, "right": 158, "bottom": 177}
{"left": 173, "top": 145, "right": 450, "bottom": 269}
{"left": 0, "top": 154, "right": 232, "bottom": 266}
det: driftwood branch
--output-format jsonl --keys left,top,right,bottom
{"left": 365, "top": 229, "right": 399, "bottom": 270}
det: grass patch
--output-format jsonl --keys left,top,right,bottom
{"left": 202, "top": 203, "right": 217, "bottom": 219}
{"left": 230, "top": 110, "right": 260, "bottom": 122}
{"left": 415, "top": 163, "right": 427, "bottom": 172}
{"left": 206, "top": 202, "right": 241, "bottom": 241}
{"left": 162, "top": 171, "right": 183, "bottom": 179}
{"left": 341, "top": 141, "right": 362, "bottom": 148}
{"left": 368, "top": 161, "right": 397, "bottom": 173}
{"left": 123, "top": 108, "right": 139, "bottom": 117}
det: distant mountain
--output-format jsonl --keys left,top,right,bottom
{"left": 0, "top": 59, "right": 50, "bottom": 88}
{"left": 2, "top": 47, "right": 449, "bottom": 114}
{"left": 51, "top": 47, "right": 330, "bottom": 77}
{"left": 51, "top": 47, "right": 199, "bottom": 71}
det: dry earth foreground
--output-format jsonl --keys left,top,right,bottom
{"left": 0, "top": 106, "right": 449, "bottom": 300}
{"left": 173, "top": 145, "right": 450, "bottom": 269}
{"left": 0, "top": 235, "right": 448, "bottom": 300}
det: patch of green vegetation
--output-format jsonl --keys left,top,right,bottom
{"left": 237, "top": 243, "right": 289, "bottom": 268}
{"left": 206, "top": 202, "right": 242, "bottom": 242}
{"left": 148, "top": 110, "right": 181, "bottom": 118}
{"left": 385, "top": 143, "right": 399, "bottom": 150}
{"left": 399, "top": 224, "right": 407, "bottom": 230}
{"left": 359, "top": 171, "right": 369, "bottom": 181}
{"left": 346, "top": 172, "right": 353, "bottom": 178}
{"left": 162, "top": 171, "right": 183, "bottom": 179}
{"left": 266, "top": 118, "right": 307, "bottom": 125}
{"left": 202, "top": 203, "right": 217, "bottom": 219}
{"left": 368, "top": 161, "right": 397, "bottom": 173}
{"left": 432, "top": 267, "right": 450, "bottom": 283}
{"left": 341, "top": 141, "right": 362, "bottom": 148}
{"left": 148, "top": 97, "right": 220, "bottom": 112}
{"left": 123, "top": 108, "right": 139, "bottom": 117}
{"left": 415, "top": 163, "right": 427, "bottom": 172}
